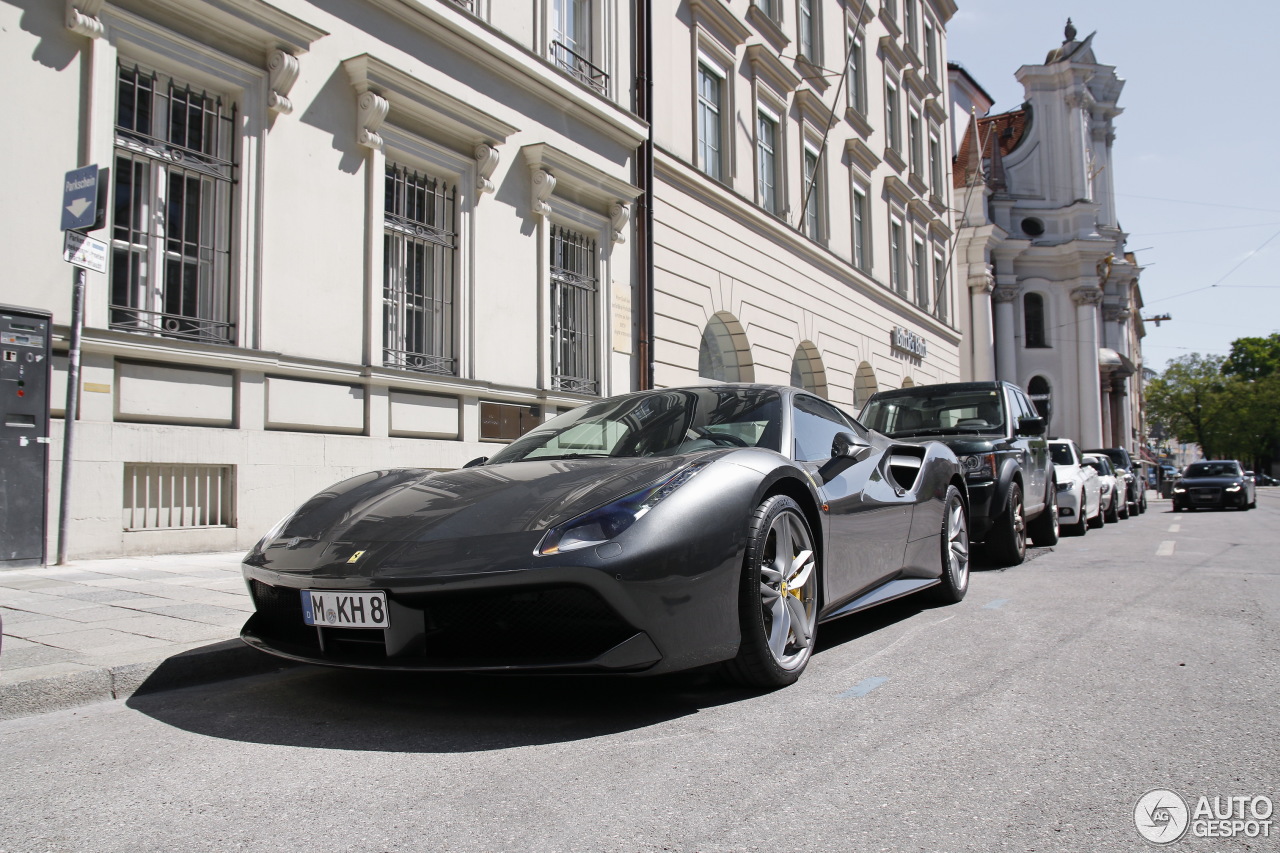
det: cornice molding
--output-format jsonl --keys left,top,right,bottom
{"left": 844, "top": 107, "right": 875, "bottom": 141}
{"left": 745, "top": 4, "right": 790, "bottom": 54}
{"left": 795, "top": 88, "right": 838, "bottom": 131}
{"left": 845, "top": 137, "right": 880, "bottom": 174}
{"left": 344, "top": 54, "right": 519, "bottom": 153}
{"left": 689, "top": 0, "right": 751, "bottom": 51}
{"left": 878, "top": 35, "right": 910, "bottom": 72}
{"left": 522, "top": 143, "right": 641, "bottom": 235}
{"left": 104, "top": 0, "right": 328, "bottom": 54}
{"left": 745, "top": 43, "right": 802, "bottom": 95}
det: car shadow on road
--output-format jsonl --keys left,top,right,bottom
{"left": 126, "top": 594, "right": 936, "bottom": 754}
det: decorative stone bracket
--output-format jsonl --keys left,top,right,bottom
{"left": 66, "top": 0, "right": 105, "bottom": 38}
{"left": 475, "top": 143, "right": 499, "bottom": 195}
{"left": 530, "top": 168, "right": 556, "bottom": 217}
{"left": 610, "top": 203, "right": 630, "bottom": 244}
{"left": 267, "top": 50, "right": 300, "bottom": 115}
{"left": 356, "top": 91, "right": 389, "bottom": 150}
{"left": 1071, "top": 286, "right": 1104, "bottom": 307}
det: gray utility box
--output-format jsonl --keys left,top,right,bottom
{"left": 1, "top": 305, "right": 53, "bottom": 568}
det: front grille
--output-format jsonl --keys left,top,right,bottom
{"left": 418, "top": 586, "right": 636, "bottom": 666}
{"left": 245, "top": 580, "right": 637, "bottom": 668}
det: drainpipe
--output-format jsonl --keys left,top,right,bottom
{"left": 635, "top": 0, "right": 654, "bottom": 390}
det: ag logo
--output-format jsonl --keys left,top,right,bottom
{"left": 1135, "top": 789, "right": 1190, "bottom": 845}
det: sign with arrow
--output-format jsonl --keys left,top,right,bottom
{"left": 61, "top": 165, "right": 101, "bottom": 232}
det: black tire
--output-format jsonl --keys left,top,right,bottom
{"left": 1138, "top": 492, "right": 1147, "bottom": 513}
{"left": 1068, "top": 490, "right": 1089, "bottom": 536}
{"left": 1118, "top": 497, "right": 1130, "bottom": 520}
{"left": 930, "top": 485, "right": 969, "bottom": 603}
{"left": 1105, "top": 492, "right": 1120, "bottom": 523}
{"left": 1027, "top": 483, "right": 1060, "bottom": 546}
{"left": 1087, "top": 497, "right": 1104, "bottom": 529}
{"left": 986, "top": 481, "right": 1026, "bottom": 566}
{"left": 724, "top": 495, "right": 819, "bottom": 689}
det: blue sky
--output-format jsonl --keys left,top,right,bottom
{"left": 947, "top": 2, "right": 1280, "bottom": 373}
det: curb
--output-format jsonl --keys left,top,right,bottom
{"left": 0, "top": 639, "right": 294, "bottom": 722}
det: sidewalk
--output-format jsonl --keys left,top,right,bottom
{"left": 0, "top": 551, "right": 286, "bottom": 721}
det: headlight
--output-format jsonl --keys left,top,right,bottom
{"left": 960, "top": 453, "right": 996, "bottom": 480}
{"left": 537, "top": 460, "right": 712, "bottom": 555}
{"left": 1172, "top": 486, "right": 1186, "bottom": 493}
{"left": 1055, "top": 481, "right": 1072, "bottom": 493}
{"left": 1226, "top": 484, "right": 1242, "bottom": 492}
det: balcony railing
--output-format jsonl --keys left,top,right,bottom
{"left": 549, "top": 41, "right": 608, "bottom": 96}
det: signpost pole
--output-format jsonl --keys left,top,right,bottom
{"left": 55, "top": 268, "right": 86, "bottom": 565}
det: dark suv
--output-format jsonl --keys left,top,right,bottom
{"left": 860, "top": 381, "right": 1057, "bottom": 565}
{"left": 1085, "top": 447, "right": 1147, "bottom": 515}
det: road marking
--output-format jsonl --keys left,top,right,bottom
{"left": 839, "top": 676, "right": 888, "bottom": 698}
{"left": 1172, "top": 515, "right": 1183, "bottom": 521}
{"left": 1157, "top": 540, "right": 1176, "bottom": 556}
{"left": 983, "top": 598, "right": 1009, "bottom": 609}
{"left": 1168, "top": 524, "right": 1181, "bottom": 533}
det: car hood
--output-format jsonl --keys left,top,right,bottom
{"left": 1178, "top": 476, "right": 1245, "bottom": 487}
{"left": 888, "top": 434, "right": 1002, "bottom": 454}
{"left": 244, "top": 455, "right": 711, "bottom": 577}
{"left": 1054, "top": 463, "right": 1087, "bottom": 483}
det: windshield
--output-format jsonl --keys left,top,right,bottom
{"left": 485, "top": 388, "right": 782, "bottom": 464}
{"left": 1183, "top": 462, "right": 1240, "bottom": 478}
{"left": 1050, "top": 443, "right": 1077, "bottom": 465}
{"left": 861, "top": 388, "right": 1005, "bottom": 436}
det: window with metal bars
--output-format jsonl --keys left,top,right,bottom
{"left": 110, "top": 64, "right": 236, "bottom": 345}
{"left": 383, "top": 163, "right": 457, "bottom": 375}
{"left": 123, "top": 464, "right": 234, "bottom": 531}
{"left": 550, "top": 0, "right": 608, "bottom": 95}
{"left": 549, "top": 224, "right": 599, "bottom": 394}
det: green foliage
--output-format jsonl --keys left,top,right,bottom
{"left": 1148, "top": 349, "right": 1280, "bottom": 465}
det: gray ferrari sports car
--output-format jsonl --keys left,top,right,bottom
{"left": 241, "top": 385, "right": 970, "bottom": 688}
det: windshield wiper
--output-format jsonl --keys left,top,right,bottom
{"left": 891, "top": 427, "right": 992, "bottom": 437}
{"left": 518, "top": 453, "right": 613, "bottom": 462}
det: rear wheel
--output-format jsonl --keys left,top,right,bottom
{"left": 1027, "top": 484, "right": 1060, "bottom": 546}
{"left": 1105, "top": 491, "right": 1120, "bottom": 523}
{"left": 986, "top": 482, "right": 1026, "bottom": 566}
{"left": 725, "top": 495, "right": 819, "bottom": 689}
{"left": 930, "top": 486, "right": 969, "bottom": 603}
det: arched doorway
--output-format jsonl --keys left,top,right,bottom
{"left": 854, "top": 361, "right": 878, "bottom": 408}
{"left": 790, "top": 342, "right": 828, "bottom": 398}
{"left": 698, "top": 312, "right": 754, "bottom": 382}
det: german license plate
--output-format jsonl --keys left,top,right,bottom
{"left": 301, "top": 590, "right": 389, "bottom": 629}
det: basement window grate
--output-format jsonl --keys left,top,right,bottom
{"left": 123, "top": 463, "right": 235, "bottom": 531}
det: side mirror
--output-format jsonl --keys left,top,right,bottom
{"left": 1016, "top": 416, "right": 1046, "bottom": 437}
{"left": 463, "top": 456, "right": 489, "bottom": 468}
{"left": 819, "top": 432, "right": 873, "bottom": 483}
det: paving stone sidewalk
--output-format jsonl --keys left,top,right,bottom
{"left": 0, "top": 551, "right": 285, "bottom": 720}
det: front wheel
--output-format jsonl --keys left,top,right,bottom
{"left": 986, "top": 482, "right": 1026, "bottom": 566}
{"left": 724, "top": 495, "right": 819, "bottom": 689}
{"left": 1105, "top": 492, "right": 1120, "bottom": 523}
{"left": 930, "top": 485, "right": 970, "bottom": 603}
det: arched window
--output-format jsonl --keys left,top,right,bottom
{"left": 1024, "top": 293, "right": 1048, "bottom": 348}
{"left": 790, "top": 342, "right": 828, "bottom": 398}
{"left": 901, "top": 376, "right": 915, "bottom": 388}
{"left": 854, "top": 361, "right": 878, "bottom": 408}
{"left": 698, "top": 312, "right": 754, "bottom": 382}
{"left": 1028, "top": 375, "right": 1052, "bottom": 424}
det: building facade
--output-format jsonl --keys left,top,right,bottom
{"left": 4, "top": 0, "right": 644, "bottom": 559}
{"left": 950, "top": 22, "right": 1146, "bottom": 451}
{"left": 650, "top": 0, "right": 962, "bottom": 405}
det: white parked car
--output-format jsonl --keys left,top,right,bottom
{"left": 1082, "top": 453, "right": 1124, "bottom": 523}
{"left": 1050, "top": 438, "right": 1102, "bottom": 535}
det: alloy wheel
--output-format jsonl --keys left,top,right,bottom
{"left": 758, "top": 509, "right": 818, "bottom": 671}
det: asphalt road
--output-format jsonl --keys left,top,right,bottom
{"left": 2, "top": 493, "right": 1277, "bottom": 852}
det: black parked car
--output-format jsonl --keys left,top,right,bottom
{"left": 241, "top": 385, "right": 970, "bottom": 689}
{"left": 859, "top": 381, "right": 1057, "bottom": 565}
{"left": 1086, "top": 447, "right": 1147, "bottom": 515}
{"left": 1171, "top": 460, "right": 1257, "bottom": 511}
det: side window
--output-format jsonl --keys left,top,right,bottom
{"left": 792, "top": 394, "right": 854, "bottom": 461}
{"left": 1010, "top": 389, "right": 1036, "bottom": 428}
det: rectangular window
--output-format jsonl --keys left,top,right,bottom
{"left": 754, "top": 0, "right": 778, "bottom": 20}
{"left": 933, "top": 252, "right": 948, "bottom": 323}
{"left": 924, "top": 18, "right": 938, "bottom": 78}
{"left": 908, "top": 107, "right": 923, "bottom": 176}
{"left": 904, "top": 0, "right": 917, "bottom": 49}
{"left": 550, "top": 224, "right": 599, "bottom": 394}
{"left": 913, "top": 237, "right": 928, "bottom": 310}
{"left": 883, "top": 0, "right": 897, "bottom": 19}
{"left": 890, "top": 218, "right": 906, "bottom": 296}
{"left": 798, "top": 0, "right": 816, "bottom": 60}
{"left": 929, "top": 130, "right": 943, "bottom": 193}
{"left": 885, "top": 80, "right": 901, "bottom": 152}
{"left": 757, "top": 110, "right": 779, "bottom": 215}
{"left": 383, "top": 163, "right": 457, "bottom": 375}
{"left": 846, "top": 33, "right": 865, "bottom": 114}
{"left": 550, "top": 0, "right": 606, "bottom": 94}
{"left": 803, "top": 146, "right": 823, "bottom": 239}
{"left": 852, "top": 186, "right": 869, "bottom": 271}
{"left": 110, "top": 64, "right": 236, "bottom": 345}
{"left": 123, "top": 463, "right": 234, "bottom": 531}
{"left": 697, "top": 63, "right": 723, "bottom": 181}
